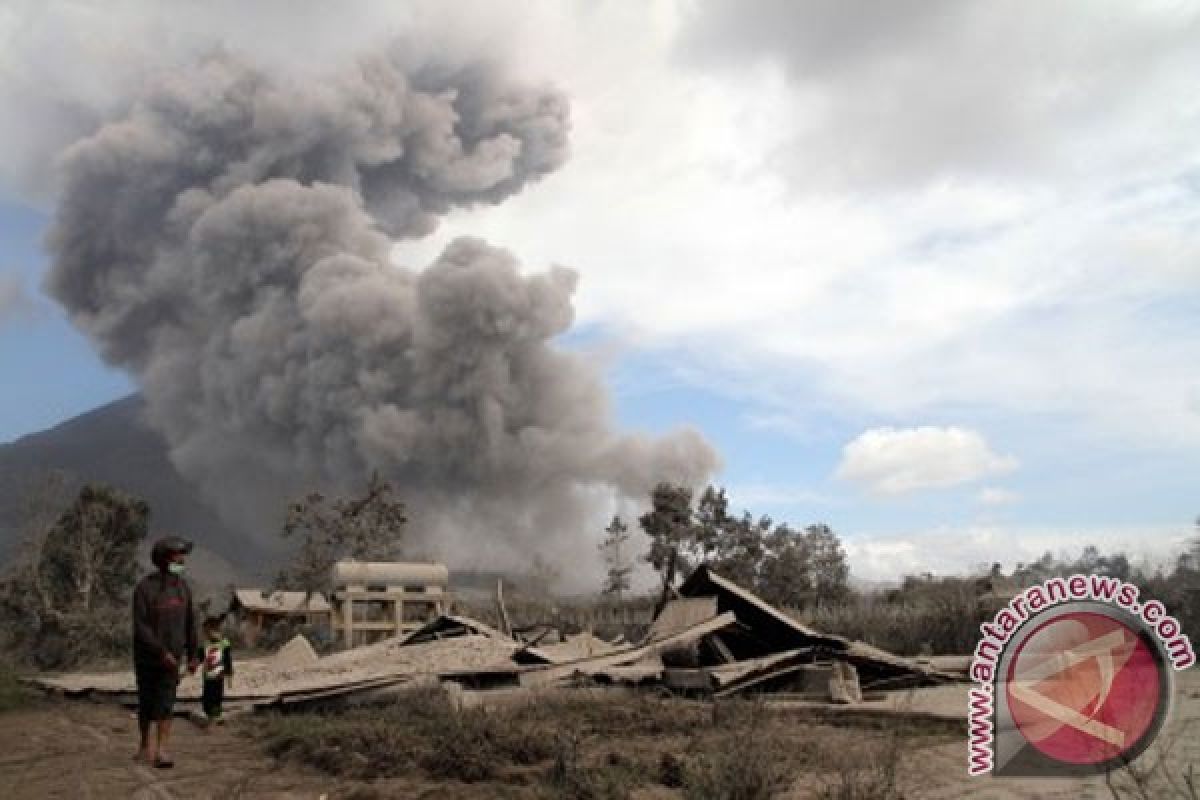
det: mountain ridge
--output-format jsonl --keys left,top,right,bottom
{"left": 0, "top": 394, "right": 271, "bottom": 579}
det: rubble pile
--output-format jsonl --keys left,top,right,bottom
{"left": 33, "top": 632, "right": 526, "bottom": 709}
{"left": 31, "top": 567, "right": 964, "bottom": 713}
{"left": 517, "top": 566, "right": 961, "bottom": 700}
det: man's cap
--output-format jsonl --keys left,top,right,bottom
{"left": 151, "top": 535, "right": 193, "bottom": 567}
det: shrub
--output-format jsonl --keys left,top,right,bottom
{"left": 260, "top": 688, "right": 564, "bottom": 784}
{"left": 682, "top": 734, "right": 790, "bottom": 800}
{"left": 418, "top": 704, "right": 559, "bottom": 782}
{"left": 0, "top": 664, "right": 38, "bottom": 713}
{"left": 659, "top": 752, "right": 685, "bottom": 788}
{"left": 814, "top": 732, "right": 905, "bottom": 800}
{"left": 542, "top": 733, "right": 634, "bottom": 800}
{"left": 420, "top": 710, "right": 505, "bottom": 782}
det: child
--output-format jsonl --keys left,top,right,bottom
{"left": 197, "top": 615, "right": 233, "bottom": 725}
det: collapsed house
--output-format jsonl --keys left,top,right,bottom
{"left": 513, "top": 566, "right": 962, "bottom": 698}
{"left": 30, "top": 566, "right": 964, "bottom": 715}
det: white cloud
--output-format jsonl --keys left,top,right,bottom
{"left": 977, "top": 487, "right": 1020, "bottom": 507}
{"left": 844, "top": 523, "right": 1187, "bottom": 583}
{"left": 835, "top": 426, "right": 1017, "bottom": 495}
{"left": 4, "top": 1, "right": 1200, "bottom": 570}
{"left": 391, "top": 3, "right": 1200, "bottom": 455}
{"left": 676, "top": 1, "right": 1200, "bottom": 189}
{"left": 9, "top": 6, "right": 1200, "bottom": 458}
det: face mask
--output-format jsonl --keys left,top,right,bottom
{"left": 167, "top": 562, "right": 186, "bottom": 576}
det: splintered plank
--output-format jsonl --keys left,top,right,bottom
{"left": 520, "top": 611, "right": 738, "bottom": 688}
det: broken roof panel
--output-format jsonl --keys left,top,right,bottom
{"left": 677, "top": 566, "right": 843, "bottom": 656}
{"left": 401, "top": 614, "right": 511, "bottom": 644}
{"left": 676, "top": 567, "right": 961, "bottom": 686}
{"left": 645, "top": 597, "right": 718, "bottom": 642}
{"left": 535, "top": 632, "right": 621, "bottom": 663}
{"left": 836, "top": 639, "right": 962, "bottom": 688}
{"left": 521, "top": 611, "right": 739, "bottom": 688}
{"left": 400, "top": 614, "right": 556, "bottom": 665}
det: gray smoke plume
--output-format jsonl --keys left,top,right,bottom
{"left": 44, "top": 45, "right": 717, "bottom": 575}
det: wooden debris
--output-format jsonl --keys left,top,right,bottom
{"left": 645, "top": 597, "right": 717, "bottom": 641}
{"left": 496, "top": 578, "right": 513, "bottom": 638}
{"left": 520, "top": 611, "right": 738, "bottom": 688}
{"left": 828, "top": 660, "right": 863, "bottom": 704}
{"left": 710, "top": 648, "right": 817, "bottom": 697}
{"left": 32, "top": 569, "right": 963, "bottom": 715}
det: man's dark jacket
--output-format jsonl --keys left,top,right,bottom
{"left": 132, "top": 572, "right": 196, "bottom": 670}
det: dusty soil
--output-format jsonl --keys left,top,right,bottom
{"left": 871, "top": 667, "right": 1200, "bottom": 800}
{"left": 0, "top": 699, "right": 346, "bottom": 800}
{"left": 1, "top": 670, "right": 1197, "bottom": 800}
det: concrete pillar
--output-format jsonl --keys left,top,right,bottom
{"left": 342, "top": 591, "right": 354, "bottom": 646}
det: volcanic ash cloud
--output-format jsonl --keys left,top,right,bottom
{"left": 43, "top": 47, "right": 717, "bottom": 570}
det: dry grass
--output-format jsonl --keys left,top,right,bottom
{"left": 812, "top": 729, "right": 906, "bottom": 800}
{"left": 1103, "top": 733, "right": 1200, "bottom": 800}
{"left": 542, "top": 732, "right": 641, "bottom": 800}
{"left": 420, "top": 705, "right": 559, "bottom": 782}
{"left": 253, "top": 688, "right": 955, "bottom": 798}
{"left": 798, "top": 597, "right": 981, "bottom": 656}
{"left": 681, "top": 735, "right": 790, "bottom": 800}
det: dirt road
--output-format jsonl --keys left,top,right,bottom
{"left": 0, "top": 701, "right": 342, "bottom": 800}
{"left": 885, "top": 668, "right": 1200, "bottom": 800}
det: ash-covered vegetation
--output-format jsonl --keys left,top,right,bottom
{"left": 252, "top": 688, "right": 953, "bottom": 799}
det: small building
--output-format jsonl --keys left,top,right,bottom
{"left": 230, "top": 589, "right": 334, "bottom": 646}
{"left": 331, "top": 561, "right": 450, "bottom": 647}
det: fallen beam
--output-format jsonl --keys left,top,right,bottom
{"left": 708, "top": 647, "right": 816, "bottom": 692}
{"left": 520, "top": 611, "right": 738, "bottom": 688}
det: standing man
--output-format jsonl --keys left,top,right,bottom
{"left": 132, "top": 536, "right": 198, "bottom": 768}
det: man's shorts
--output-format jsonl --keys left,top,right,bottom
{"left": 135, "top": 664, "right": 178, "bottom": 722}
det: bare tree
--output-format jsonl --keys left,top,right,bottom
{"left": 599, "top": 515, "right": 633, "bottom": 601}
{"left": 277, "top": 472, "right": 408, "bottom": 596}
{"left": 5, "top": 471, "right": 72, "bottom": 616}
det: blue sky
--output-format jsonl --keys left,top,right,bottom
{"left": 0, "top": 200, "right": 133, "bottom": 437}
{"left": 2, "top": 1, "right": 1198, "bottom": 582}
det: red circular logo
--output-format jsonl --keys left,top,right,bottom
{"left": 1005, "top": 611, "right": 1166, "bottom": 766}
